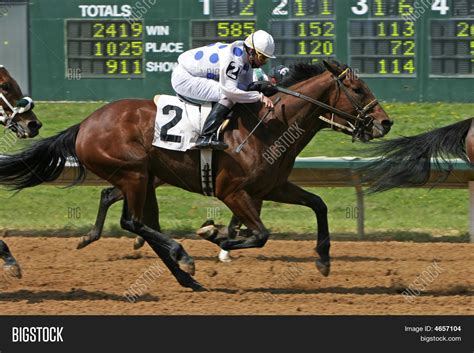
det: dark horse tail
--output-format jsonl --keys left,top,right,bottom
{"left": 0, "top": 124, "right": 86, "bottom": 190}
{"left": 362, "top": 117, "right": 473, "bottom": 193}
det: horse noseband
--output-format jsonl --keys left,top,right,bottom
{"left": 334, "top": 70, "right": 379, "bottom": 139}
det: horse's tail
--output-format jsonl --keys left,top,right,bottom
{"left": 362, "top": 117, "right": 473, "bottom": 193}
{"left": 0, "top": 124, "right": 86, "bottom": 190}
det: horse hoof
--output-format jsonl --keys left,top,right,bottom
{"left": 316, "top": 259, "right": 330, "bottom": 277}
{"left": 178, "top": 259, "right": 195, "bottom": 276}
{"left": 200, "top": 219, "right": 215, "bottom": 227}
{"left": 133, "top": 237, "right": 145, "bottom": 250}
{"left": 192, "top": 285, "right": 208, "bottom": 292}
{"left": 177, "top": 275, "right": 207, "bottom": 291}
{"left": 196, "top": 225, "right": 218, "bottom": 240}
{"left": 186, "top": 280, "right": 207, "bottom": 292}
{"left": 76, "top": 236, "right": 90, "bottom": 250}
{"left": 170, "top": 244, "right": 195, "bottom": 275}
{"left": 3, "top": 264, "right": 22, "bottom": 279}
{"left": 218, "top": 250, "right": 232, "bottom": 263}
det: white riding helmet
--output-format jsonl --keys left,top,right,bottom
{"left": 244, "top": 30, "right": 276, "bottom": 59}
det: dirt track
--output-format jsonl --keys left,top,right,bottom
{"left": 0, "top": 237, "right": 472, "bottom": 315}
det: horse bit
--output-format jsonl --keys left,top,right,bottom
{"left": 276, "top": 68, "right": 379, "bottom": 141}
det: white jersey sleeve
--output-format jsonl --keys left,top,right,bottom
{"left": 253, "top": 68, "right": 269, "bottom": 81}
{"left": 219, "top": 42, "right": 262, "bottom": 104}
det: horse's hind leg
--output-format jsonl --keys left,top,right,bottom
{"left": 85, "top": 178, "right": 166, "bottom": 251}
{"left": 0, "top": 240, "right": 22, "bottom": 279}
{"left": 131, "top": 178, "right": 164, "bottom": 250}
{"left": 76, "top": 185, "right": 156, "bottom": 251}
{"left": 119, "top": 172, "right": 204, "bottom": 291}
{"left": 140, "top": 178, "right": 203, "bottom": 289}
{"left": 77, "top": 187, "right": 123, "bottom": 249}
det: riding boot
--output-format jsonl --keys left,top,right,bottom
{"left": 195, "top": 103, "right": 231, "bottom": 150}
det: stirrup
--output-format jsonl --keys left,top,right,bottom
{"left": 195, "top": 135, "right": 228, "bottom": 150}
{"left": 195, "top": 137, "right": 212, "bottom": 149}
{"left": 208, "top": 140, "right": 228, "bottom": 151}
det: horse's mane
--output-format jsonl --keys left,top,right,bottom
{"left": 279, "top": 60, "right": 347, "bottom": 88}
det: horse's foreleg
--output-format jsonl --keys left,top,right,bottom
{"left": 77, "top": 187, "right": 123, "bottom": 249}
{"left": 217, "top": 212, "right": 242, "bottom": 262}
{"left": 119, "top": 172, "right": 204, "bottom": 291}
{"left": 228, "top": 199, "right": 263, "bottom": 238}
{"left": 208, "top": 200, "right": 263, "bottom": 262}
{"left": 0, "top": 240, "right": 22, "bottom": 279}
{"left": 199, "top": 199, "right": 263, "bottom": 239}
{"left": 199, "top": 191, "right": 269, "bottom": 251}
{"left": 265, "top": 182, "right": 330, "bottom": 277}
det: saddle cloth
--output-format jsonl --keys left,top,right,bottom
{"left": 152, "top": 95, "right": 212, "bottom": 152}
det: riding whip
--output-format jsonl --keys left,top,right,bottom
{"left": 235, "top": 96, "right": 281, "bottom": 153}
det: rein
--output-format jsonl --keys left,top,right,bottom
{"left": 276, "top": 68, "right": 379, "bottom": 140}
{"left": 276, "top": 85, "right": 360, "bottom": 122}
{"left": 0, "top": 93, "right": 17, "bottom": 125}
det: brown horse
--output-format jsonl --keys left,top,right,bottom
{"left": 0, "top": 65, "right": 43, "bottom": 279}
{"left": 0, "top": 60, "right": 392, "bottom": 290}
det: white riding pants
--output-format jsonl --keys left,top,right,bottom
{"left": 171, "top": 64, "right": 222, "bottom": 102}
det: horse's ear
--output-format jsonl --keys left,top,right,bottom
{"left": 322, "top": 59, "right": 341, "bottom": 77}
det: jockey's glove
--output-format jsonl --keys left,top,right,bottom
{"left": 247, "top": 81, "right": 278, "bottom": 97}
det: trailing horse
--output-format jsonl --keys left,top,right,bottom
{"left": 0, "top": 60, "right": 392, "bottom": 290}
{"left": 0, "top": 65, "right": 42, "bottom": 279}
{"left": 0, "top": 240, "right": 21, "bottom": 279}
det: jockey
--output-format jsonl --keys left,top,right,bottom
{"left": 171, "top": 30, "right": 276, "bottom": 150}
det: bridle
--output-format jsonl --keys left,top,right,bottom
{"left": 276, "top": 68, "right": 379, "bottom": 141}
{"left": 0, "top": 92, "right": 34, "bottom": 136}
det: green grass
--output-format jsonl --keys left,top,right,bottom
{"left": 0, "top": 101, "right": 472, "bottom": 241}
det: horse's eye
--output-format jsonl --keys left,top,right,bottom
{"left": 0, "top": 82, "right": 11, "bottom": 91}
{"left": 353, "top": 87, "right": 363, "bottom": 95}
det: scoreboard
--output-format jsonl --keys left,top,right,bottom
{"left": 28, "top": 0, "right": 473, "bottom": 102}
{"left": 66, "top": 20, "right": 145, "bottom": 78}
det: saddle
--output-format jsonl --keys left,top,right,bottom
{"left": 152, "top": 94, "right": 229, "bottom": 196}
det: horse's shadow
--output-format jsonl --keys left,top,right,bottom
{"left": 0, "top": 286, "right": 471, "bottom": 304}
{"left": 211, "top": 286, "right": 473, "bottom": 297}
{"left": 194, "top": 255, "right": 387, "bottom": 262}
{"left": 0, "top": 289, "right": 160, "bottom": 303}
